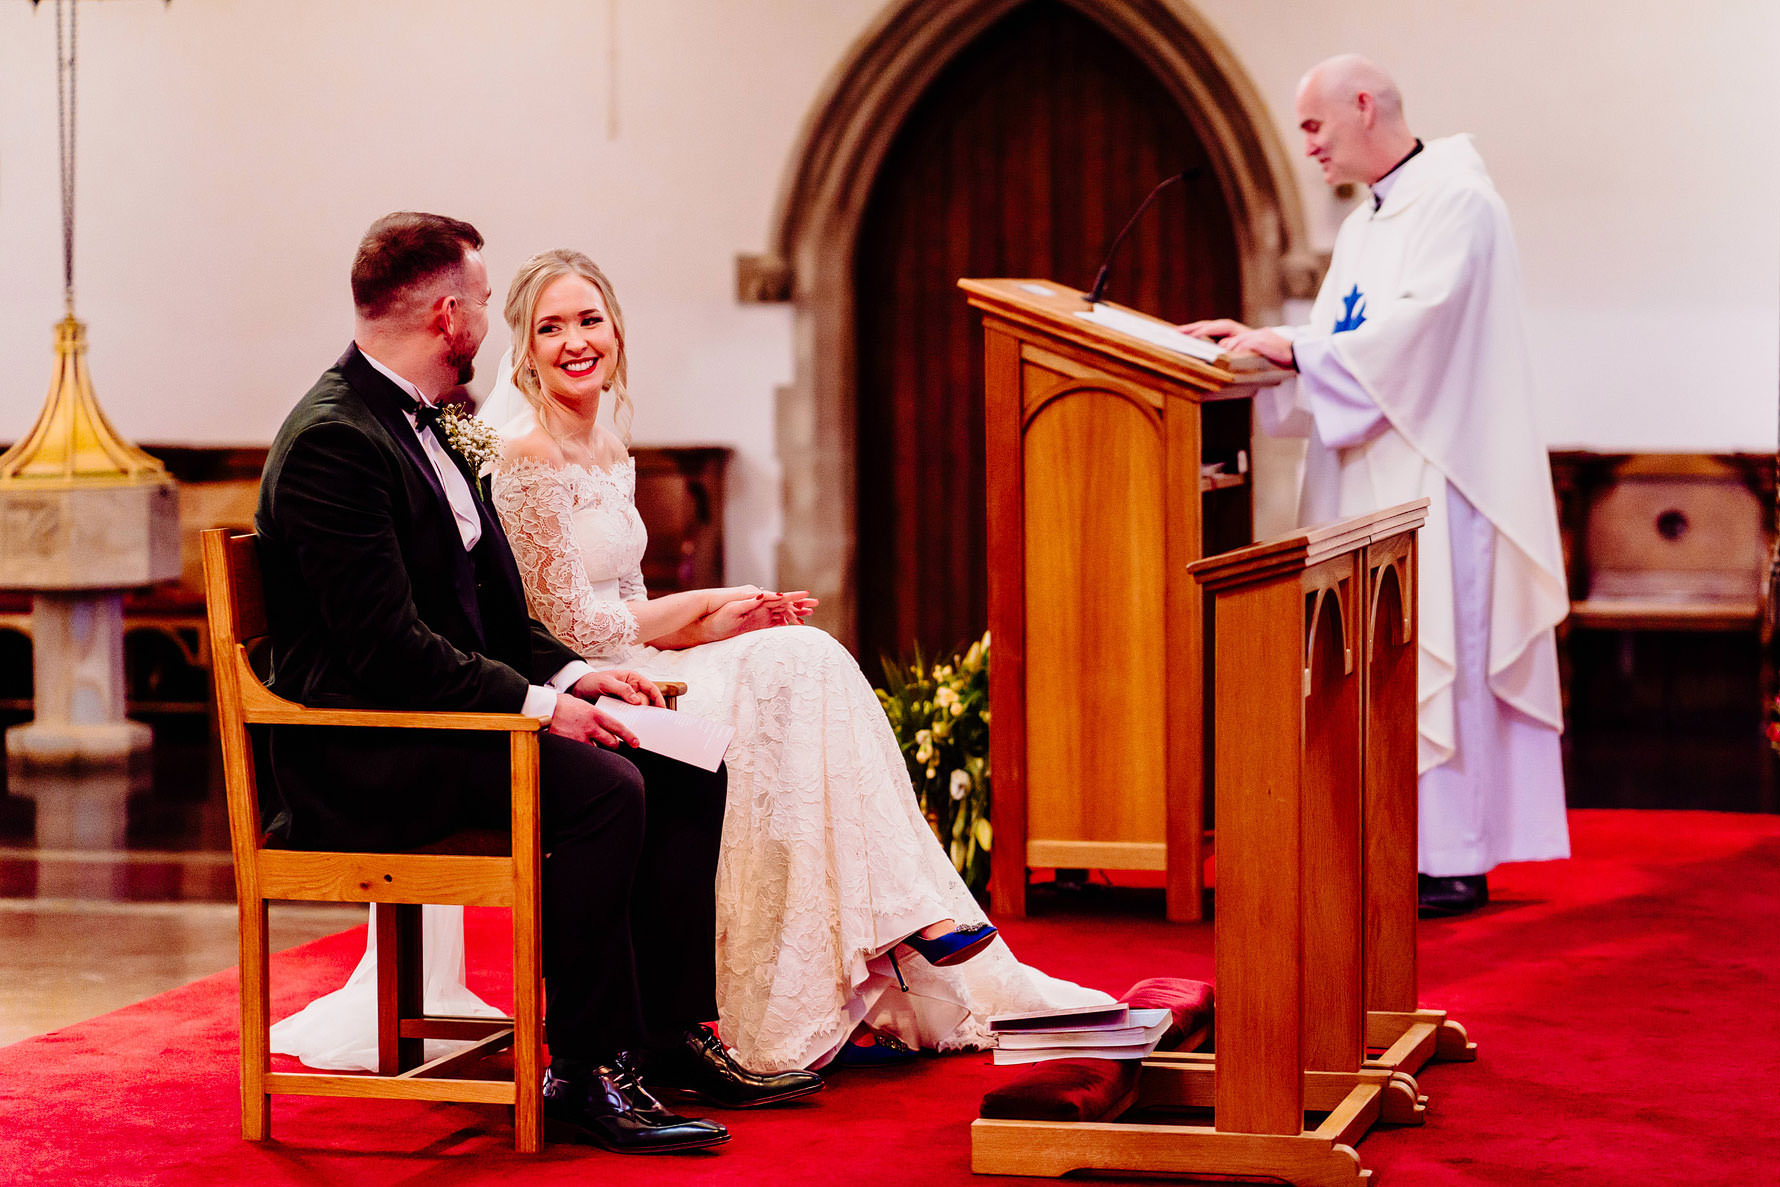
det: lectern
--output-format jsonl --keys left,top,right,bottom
{"left": 960, "top": 278, "right": 1290, "bottom": 922}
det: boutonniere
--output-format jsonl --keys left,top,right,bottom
{"left": 437, "top": 403, "right": 502, "bottom": 477}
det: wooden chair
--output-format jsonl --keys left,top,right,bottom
{"left": 201, "top": 528, "right": 683, "bottom": 1152}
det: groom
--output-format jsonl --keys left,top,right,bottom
{"left": 255, "top": 211, "right": 819, "bottom": 1153}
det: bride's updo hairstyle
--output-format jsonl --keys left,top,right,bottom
{"left": 503, "top": 248, "right": 633, "bottom": 444}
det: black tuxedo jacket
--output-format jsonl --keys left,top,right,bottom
{"left": 254, "top": 343, "right": 581, "bottom": 849}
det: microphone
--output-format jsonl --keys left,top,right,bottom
{"left": 1084, "top": 167, "right": 1203, "bottom": 305}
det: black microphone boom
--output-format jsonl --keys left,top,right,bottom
{"left": 1084, "top": 167, "right": 1203, "bottom": 305}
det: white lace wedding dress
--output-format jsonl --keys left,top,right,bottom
{"left": 270, "top": 450, "right": 1108, "bottom": 1073}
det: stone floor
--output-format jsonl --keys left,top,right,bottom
{"left": 0, "top": 713, "right": 362, "bottom": 1047}
{"left": 0, "top": 894, "right": 361, "bottom": 1046}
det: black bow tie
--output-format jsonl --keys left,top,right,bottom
{"left": 405, "top": 395, "right": 444, "bottom": 432}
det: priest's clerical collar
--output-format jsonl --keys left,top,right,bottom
{"left": 1370, "top": 139, "right": 1425, "bottom": 210}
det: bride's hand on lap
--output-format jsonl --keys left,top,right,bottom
{"left": 702, "top": 593, "right": 786, "bottom": 641}
{"left": 708, "top": 585, "right": 767, "bottom": 609}
{"left": 768, "top": 593, "right": 818, "bottom": 626}
{"left": 571, "top": 668, "right": 667, "bottom": 708}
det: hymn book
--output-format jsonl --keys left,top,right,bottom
{"left": 987, "top": 1006, "right": 1173, "bottom": 1065}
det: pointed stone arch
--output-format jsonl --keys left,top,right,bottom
{"left": 750, "top": 0, "right": 1313, "bottom": 647}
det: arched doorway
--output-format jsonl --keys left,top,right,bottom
{"left": 853, "top": 0, "right": 1242, "bottom": 672}
{"left": 756, "top": 0, "right": 1314, "bottom": 656}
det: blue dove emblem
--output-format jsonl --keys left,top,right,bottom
{"left": 1333, "top": 284, "right": 1367, "bottom": 333}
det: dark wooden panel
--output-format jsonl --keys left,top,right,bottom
{"left": 854, "top": 0, "right": 1243, "bottom": 676}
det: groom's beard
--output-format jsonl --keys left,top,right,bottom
{"left": 445, "top": 331, "right": 478, "bottom": 385}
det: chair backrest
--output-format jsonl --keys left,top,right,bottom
{"left": 201, "top": 528, "right": 273, "bottom": 862}
{"left": 205, "top": 530, "right": 268, "bottom": 649}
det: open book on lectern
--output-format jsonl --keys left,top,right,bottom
{"left": 1059, "top": 294, "right": 1275, "bottom": 373}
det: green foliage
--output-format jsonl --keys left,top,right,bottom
{"left": 876, "top": 632, "right": 993, "bottom": 893}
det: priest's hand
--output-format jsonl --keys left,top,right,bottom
{"left": 1178, "top": 317, "right": 1251, "bottom": 341}
{"left": 571, "top": 668, "right": 667, "bottom": 708}
{"left": 548, "top": 692, "right": 640, "bottom": 749}
{"left": 1220, "top": 327, "right": 1296, "bottom": 369}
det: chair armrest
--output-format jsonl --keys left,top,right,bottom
{"left": 230, "top": 649, "right": 543, "bottom": 732}
{"left": 242, "top": 704, "right": 544, "bottom": 732}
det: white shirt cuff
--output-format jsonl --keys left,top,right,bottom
{"left": 521, "top": 685, "right": 559, "bottom": 722}
{"left": 549, "top": 661, "right": 595, "bottom": 691}
{"left": 522, "top": 661, "right": 596, "bottom": 722}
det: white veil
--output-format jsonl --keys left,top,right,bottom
{"left": 476, "top": 345, "right": 539, "bottom": 439}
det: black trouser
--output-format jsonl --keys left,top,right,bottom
{"left": 279, "top": 726, "right": 725, "bottom": 1059}
{"left": 510, "top": 736, "right": 727, "bottom": 1060}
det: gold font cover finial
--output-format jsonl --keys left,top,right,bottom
{"left": 0, "top": 317, "right": 169, "bottom": 488}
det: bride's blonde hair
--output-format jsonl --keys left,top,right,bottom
{"left": 503, "top": 248, "right": 633, "bottom": 444}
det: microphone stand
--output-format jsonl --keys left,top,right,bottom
{"left": 1084, "top": 167, "right": 1202, "bottom": 305}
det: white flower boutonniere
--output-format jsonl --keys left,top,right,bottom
{"left": 437, "top": 404, "right": 502, "bottom": 477}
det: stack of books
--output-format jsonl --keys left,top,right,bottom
{"left": 987, "top": 1002, "right": 1173, "bottom": 1066}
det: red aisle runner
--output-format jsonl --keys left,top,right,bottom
{"left": 2, "top": 809, "right": 1776, "bottom": 1186}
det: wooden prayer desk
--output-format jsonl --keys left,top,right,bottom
{"left": 973, "top": 501, "right": 1473, "bottom": 1185}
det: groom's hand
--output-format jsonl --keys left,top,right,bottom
{"left": 570, "top": 668, "right": 667, "bottom": 708}
{"left": 548, "top": 693, "right": 639, "bottom": 749}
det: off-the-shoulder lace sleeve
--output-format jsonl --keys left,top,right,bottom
{"left": 490, "top": 459, "right": 639, "bottom": 661}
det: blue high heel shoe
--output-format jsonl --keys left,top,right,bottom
{"left": 831, "top": 1029, "right": 918, "bottom": 1068}
{"left": 885, "top": 922, "right": 1000, "bottom": 990}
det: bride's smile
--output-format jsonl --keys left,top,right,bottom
{"left": 531, "top": 273, "right": 619, "bottom": 405}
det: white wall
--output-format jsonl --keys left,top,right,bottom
{"left": 2, "top": 1, "right": 1774, "bottom": 585}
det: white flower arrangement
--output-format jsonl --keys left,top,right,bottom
{"left": 437, "top": 403, "right": 502, "bottom": 477}
{"left": 875, "top": 631, "right": 992, "bottom": 892}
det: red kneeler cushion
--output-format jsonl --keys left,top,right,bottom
{"left": 1122, "top": 976, "right": 1214, "bottom": 1052}
{"left": 978, "top": 978, "right": 1213, "bottom": 1122}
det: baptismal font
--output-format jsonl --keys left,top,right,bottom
{"left": 1, "top": 0, "right": 179, "bottom": 770}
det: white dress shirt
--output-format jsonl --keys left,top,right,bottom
{"left": 358, "top": 348, "right": 591, "bottom": 720}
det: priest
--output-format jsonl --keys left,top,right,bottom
{"left": 1184, "top": 55, "right": 1570, "bottom": 915}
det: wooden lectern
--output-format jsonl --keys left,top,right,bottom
{"left": 960, "top": 278, "right": 1290, "bottom": 922}
{"left": 972, "top": 502, "right": 1473, "bottom": 1185}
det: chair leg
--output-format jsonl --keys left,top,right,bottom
{"left": 511, "top": 732, "right": 545, "bottom": 1153}
{"left": 376, "top": 904, "right": 425, "bottom": 1075}
{"left": 239, "top": 898, "right": 271, "bottom": 1140}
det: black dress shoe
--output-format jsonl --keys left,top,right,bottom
{"left": 648, "top": 1026, "right": 824, "bottom": 1108}
{"left": 1418, "top": 873, "right": 1489, "bottom": 918}
{"left": 542, "top": 1059, "right": 730, "bottom": 1154}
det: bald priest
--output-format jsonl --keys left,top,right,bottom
{"left": 1185, "top": 55, "right": 1571, "bottom": 916}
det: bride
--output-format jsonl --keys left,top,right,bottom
{"left": 271, "top": 249, "right": 1108, "bottom": 1073}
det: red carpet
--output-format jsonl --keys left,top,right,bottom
{"left": 3, "top": 809, "right": 1776, "bottom": 1185}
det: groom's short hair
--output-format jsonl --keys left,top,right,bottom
{"left": 351, "top": 211, "right": 484, "bottom": 321}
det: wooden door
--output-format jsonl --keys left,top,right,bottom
{"left": 854, "top": 0, "right": 1242, "bottom": 675}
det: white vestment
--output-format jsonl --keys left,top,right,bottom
{"left": 1258, "top": 135, "right": 1570, "bottom": 875}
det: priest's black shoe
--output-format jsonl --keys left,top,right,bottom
{"left": 649, "top": 1026, "right": 825, "bottom": 1108}
{"left": 1418, "top": 873, "right": 1488, "bottom": 918}
{"left": 541, "top": 1059, "right": 730, "bottom": 1153}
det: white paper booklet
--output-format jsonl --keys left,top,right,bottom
{"left": 990, "top": 1009, "right": 1173, "bottom": 1064}
{"left": 995, "top": 1008, "right": 1173, "bottom": 1049}
{"left": 594, "top": 696, "right": 734, "bottom": 772}
{"left": 1075, "top": 304, "right": 1225, "bottom": 362}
